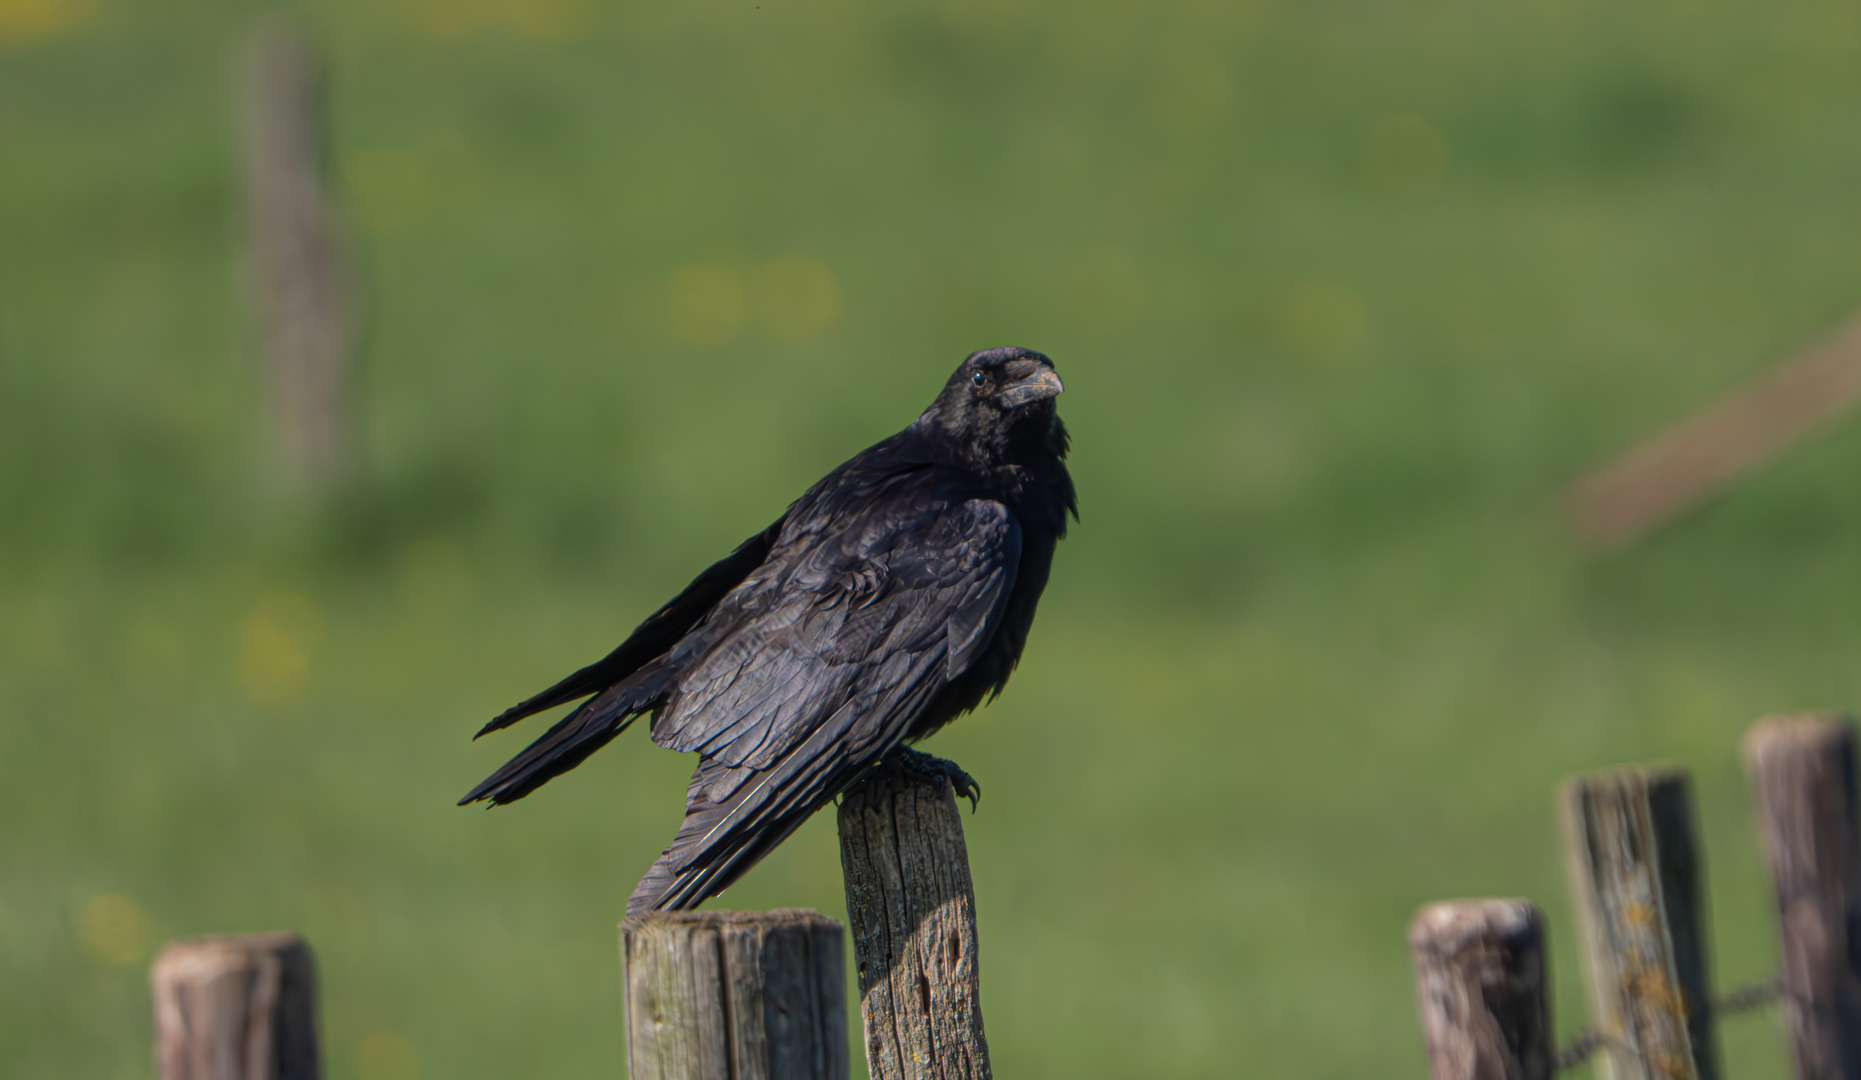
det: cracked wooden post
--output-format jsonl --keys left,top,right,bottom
{"left": 619, "top": 909, "right": 847, "bottom": 1080}
{"left": 149, "top": 931, "right": 322, "bottom": 1080}
{"left": 1744, "top": 715, "right": 1861, "bottom": 1080}
{"left": 837, "top": 768, "right": 989, "bottom": 1080}
{"left": 1409, "top": 899, "right": 1553, "bottom": 1080}
{"left": 1561, "top": 767, "right": 1719, "bottom": 1080}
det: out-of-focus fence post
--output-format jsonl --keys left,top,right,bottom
{"left": 150, "top": 931, "right": 322, "bottom": 1080}
{"left": 620, "top": 909, "right": 847, "bottom": 1080}
{"left": 238, "top": 15, "right": 354, "bottom": 489}
{"left": 837, "top": 767, "right": 990, "bottom": 1080}
{"left": 1409, "top": 899, "right": 1553, "bottom": 1080}
{"left": 1561, "top": 767, "right": 1719, "bottom": 1080}
{"left": 1745, "top": 715, "right": 1861, "bottom": 1080}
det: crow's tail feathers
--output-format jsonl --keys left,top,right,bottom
{"left": 625, "top": 807, "right": 812, "bottom": 918}
{"left": 624, "top": 756, "right": 824, "bottom": 917}
{"left": 459, "top": 663, "right": 674, "bottom": 806}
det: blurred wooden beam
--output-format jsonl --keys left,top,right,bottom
{"left": 239, "top": 15, "right": 354, "bottom": 490}
{"left": 1408, "top": 899, "right": 1554, "bottom": 1080}
{"left": 1565, "top": 312, "right": 1861, "bottom": 550}
{"left": 150, "top": 932, "right": 321, "bottom": 1080}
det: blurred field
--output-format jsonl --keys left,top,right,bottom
{"left": 6, "top": 0, "right": 1861, "bottom": 1076}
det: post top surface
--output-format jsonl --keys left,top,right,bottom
{"left": 1562, "top": 763, "right": 1692, "bottom": 794}
{"left": 620, "top": 907, "right": 844, "bottom": 934}
{"left": 1408, "top": 899, "right": 1542, "bottom": 952}
{"left": 1743, "top": 713, "right": 1856, "bottom": 763}
{"left": 150, "top": 931, "right": 312, "bottom": 982}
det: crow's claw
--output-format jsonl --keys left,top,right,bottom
{"left": 892, "top": 746, "right": 981, "bottom": 812}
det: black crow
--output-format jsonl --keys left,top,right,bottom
{"left": 461, "top": 347, "right": 1074, "bottom": 915}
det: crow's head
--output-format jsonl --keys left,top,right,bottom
{"left": 917, "top": 346, "right": 1065, "bottom": 465}
{"left": 954, "top": 346, "right": 1065, "bottom": 411}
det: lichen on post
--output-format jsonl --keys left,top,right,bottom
{"left": 1561, "top": 767, "right": 1718, "bottom": 1080}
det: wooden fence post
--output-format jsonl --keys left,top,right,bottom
{"left": 620, "top": 909, "right": 847, "bottom": 1080}
{"left": 238, "top": 15, "right": 354, "bottom": 489}
{"left": 1409, "top": 900, "right": 1553, "bottom": 1080}
{"left": 149, "top": 931, "right": 321, "bottom": 1080}
{"left": 1744, "top": 715, "right": 1861, "bottom": 1080}
{"left": 1561, "top": 767, "right": 1719, "bottom": 1080}
{"left": 837, "top": 768, "right": 989, "bottom": 1080}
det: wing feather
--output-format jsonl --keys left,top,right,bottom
{"left": 625, "top": 493, "right": 1020, "bottom": 914}
{"left": 473, "top": 518, "right": 783, "bottom": 739}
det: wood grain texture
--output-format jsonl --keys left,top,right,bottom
{"left": 837, "top": 768, "right": 989, "bottom": 1080}
{"left": 620, "top": 909, "right": 847, "bottom": 1080}
{"left": 238, "top": 16, "right": 353, "bottom": 488}
{"left": 1409, "top": 900, "right": 1553, "bottom": 1080}
{"left": 149, "top": 932, "right": 321, "bottom": 1080}
{"left": 1562, "top": 768, "right": 1719, "bottom": 1080}
{"left": 1745, "top": 715, "right": 1861, "bottom": 1080}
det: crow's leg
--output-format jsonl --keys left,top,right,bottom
{"left": 887, "top": 745, "right": 981, "bottom": 811}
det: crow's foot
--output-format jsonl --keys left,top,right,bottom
{"left": 889, "top": 746, "right": 980, "bottom": 812}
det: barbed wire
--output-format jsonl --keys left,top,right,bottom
{"left": 1551, "top": 976, "right": 1782, "bottom": 1073}
{"left": 1551, "top": 1029, "right": 1608, "bottom": 1073}
{"left": 1716, "top": 977, "right": 1783, "bottom": 1015}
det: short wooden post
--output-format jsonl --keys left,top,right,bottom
{"left": 1561, "top": 768, "right": 1719, "bottom": 1080}
{"left": 1409, "top": 900, "right": 1554, "bottom": 1080}
{"left": 1744, "top": 715, "right": 1861, "bottom": 1080}
{"left": 836, "top": 768, "right": 989, "bottom": 1080}
{"left": 149, "top": 931, "right": 321, "bottom": 1080}
{"left": 238, "top": 15, "right": 354, "bottom": 489}
{"left": 620, "top": 909, "right": 847, "bottom": 1080}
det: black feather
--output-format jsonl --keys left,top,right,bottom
{"left": 472, "top": 518, "right": 783, "bottom": 739}
{"left": 461, "top": 346, "right": 1074, "bottom": 914}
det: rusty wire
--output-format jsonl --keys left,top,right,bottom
{"left": 1551, "top": 976, "right": 1782, "bottom": 1073}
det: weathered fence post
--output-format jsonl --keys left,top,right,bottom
{"left": 238, "top": 15, "right": 354, "bottom": 489}
{"left": 1561, "top": 767, "right": 1719, "bottom": 1080}
{"left": 837, "top": 767, "right": 990, "bottom": 1080}
{"left": 1744, "top": 715, "right": 1861, "bottom": 1080}
{"left": 620, "top": 909, "right": 847, "bottom": 1080}
{"left": 149, "top": 931, "right": 322, "bottom": 1080}
{"left": 1409, "top": 900, "right": 1553, "bottom": 1080}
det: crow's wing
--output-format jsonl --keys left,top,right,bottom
{"left": 458, "top": 518, "right": 786, "bottom": 807}
{"left": 473, "top": 517, "right": 786, "bottom": 739}
{"left": 628, "top": 492, "right": 1021, "bottom": 913}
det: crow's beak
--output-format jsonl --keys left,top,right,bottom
{"left": 999, "top": 368, "right": 1064, "bottom": 408}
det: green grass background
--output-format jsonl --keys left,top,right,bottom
{"left": 6, "top": 0, "right": 1861, "bottom": 1076}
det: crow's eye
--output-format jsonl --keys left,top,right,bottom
{"left": 971, "top": 372, "right": 988, "bottom": 390}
